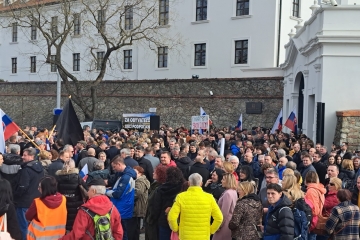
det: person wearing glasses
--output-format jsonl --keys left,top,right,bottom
{"left": 323, "top": 177, "right": 342, "bottom": 217}
{"left": 258, "top": 168, "right": 280, "bottom": 215}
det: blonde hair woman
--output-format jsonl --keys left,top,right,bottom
{"left": 282, "top": 174, "right": 304, "bottom": 202}
{"left": 212, "top": 174, "right": 238, "bottom": 240}
{"left": 339, "top": 159, "right": 355, "bottom": 184}
{"left": 323, "top": 177, "right": 342, "bottom": 217}
{"left": 229, "top": 181, "right": 263, "bottom": 240}
{"left": 223, "top": 161, "right": 239, "bottom": 181}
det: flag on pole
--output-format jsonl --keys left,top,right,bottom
{"left": 45, "top": 138, "right": 51, "bottom": 151}
{"left": 80, "top": 163, "right": 89, "bottom": 181}
{"left": 0, "top": 110, "right": 5, "bottom": 154}
{"left": 236, "top": 114, "right": 243, "bottom": 130}
{"left": 0, "top": 109, "right": 20, "bottom": 141}
{"left": 271, "top": 109, "right": 283, "bottom": 134}
{"left": 56, "top": 99, "right": 84, "bottom": 146}
{"left": 284, "top": 106, "right": 298, "bottom": 135}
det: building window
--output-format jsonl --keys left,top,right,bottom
{"left": 12, "top": 23, "right": 17, "bottom": 42}
{"left": 97, "top": 10, "right": 106, "bottom": 32}
{"left": 236, "top": 0, "right": 249, "bottom": 16}
{"left": 125, "top": 6, "right": 133, "bottom": 30}
{"left": 51, "top": 16, "right": 58, "bottom": 38}
{"left": 11, "top": 58, "right": 17, "bottom": 74}
{"left": 30, "top": 56, "right": 36, "bottom": 73}
{"left": 194, "top": 43, "right": 206, "bottom": 66}
{"left": 235, "top": 40, "right": 248, "bottom": 64}
{"left": 196, "top": 0, "right": 207, "bottom": 21}
{"left": 292, "top": 0, "right": 300, "bottom": 17}
{"left": 50, "top": 55, "right": 57, "bottom": 72}
{"left": 73, "top": 53, "right": 80, "bottom": 71}
{"left": 31, "top": 20, "right": 37, "bottom": 40}
{"left": 158, "top": 47, "right": 168, "bottom": 68}
{"left": 73, "top": 13, "right": 81, "bottom": 35}
{"left": 124, "top": 50, "right": 132, "bottom": 69}
{"left": 97, "top": 51, "right": 105, "bottom": 70}
{"left": 159, "top": 0, "right": 169, "bottom": 26}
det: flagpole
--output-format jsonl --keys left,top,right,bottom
{"left": 18, "top": 128, "right": 41, "bottom": 150}
{"left": 48, "top": 125, "right": 56, "bottom": 139}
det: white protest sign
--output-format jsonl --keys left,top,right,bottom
{"left": 191, "top": 115, "right": 209, "bottom": 130}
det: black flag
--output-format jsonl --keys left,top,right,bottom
{"left": 56, "top": 99, "right": 84, "bottom": 146}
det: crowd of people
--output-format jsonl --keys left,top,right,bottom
{"left": 0, "top": 125, "right": 360, "bottom": 240}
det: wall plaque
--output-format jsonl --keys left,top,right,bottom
{"left": 246, "top": 102, "right": 262, "bottom": 114}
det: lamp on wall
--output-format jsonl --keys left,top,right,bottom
{"left": 192, "top": 75, "right": 199, "bottom": 79}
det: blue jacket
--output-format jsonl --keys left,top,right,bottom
{"left": 230, "top": 145, "right": 240, "bottom": 156}
{"left": 106, "top": 166, "right": 136, "bottom": 219}
{"left": 277, "top": 166, "right": 286, "bottom": 180}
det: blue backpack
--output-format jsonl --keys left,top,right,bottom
{"left": 292, "top": 198, "right": 312, "bottom": 240}
{"left": 278, "top": 198, "right": 312, "bottom": 240}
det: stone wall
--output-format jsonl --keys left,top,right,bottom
{"left": 334, "top": 110, "right": 360, "bottom": 151}
{"left": 0, "top": 77, "right": 283, "bottom": 129}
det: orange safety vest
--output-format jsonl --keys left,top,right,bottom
{"left": 0, "top": 215, "right": 4, "bottom": 231}
{"left": 27, "top": 195, "right": 67, "bottom": 240}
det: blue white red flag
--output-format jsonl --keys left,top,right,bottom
{"left": 80, "top": 163, "right": 89, "bottom": 181}
{"left": 0, "top": 110, "right": 5, "bottom": 153}
{"left": 236, "top": 114, "right": 243, "bottom": 130}
{"left": 271, "top": 109, "right": 283, "bottom": 134}
{"left": 284, "top": 106, "right": 298, "bottom": 135}
{"left": 1, "top": 109, "right": 20, "bottom": 141}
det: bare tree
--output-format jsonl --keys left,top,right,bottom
{"left": 0, "top": 0, "right": 182, "bottom": 120}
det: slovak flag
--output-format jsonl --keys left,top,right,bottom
{"left": 80, "top": 163, "right": 89, "bottom": 181}
{"left": 271, "top": 109, "right": 283, "bottom": 134}
{"left": 284, "top": 106, "right": 298, "bottom": 135}
{"left": 200, "top": 107, "right": 213, "bottom": 125}
{"left": 0, "top": 109, "right": 20, "bottom": 141}
{"left": 236, "top": 114, "right": 243, "bottom": 130}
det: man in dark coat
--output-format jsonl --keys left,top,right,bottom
{"left": 187, "top": 156, "right": 210, "bottom": 186}
{"left": 292, "top": 143, "right": 302, "bottom": 170}
{"left": 175, "top": 151, "right": 194, "bottom": 177}
{"left": 48, "top": 150, "right": 71, "bottom": 177}
{"left": 313, "top": 152, "right": 327, "bottom": 185}
{"left": 134, "top": 146, "right": 154, "bottom": 183}
{"left": 120, "top": 148, "right": 139, "bottom": 168}
{"left": 0, "top": 144, "right": 23, "bottom": 192}
{"left": 14, "top": 148, "right": 44, "bottom": 240}
{"left": 106, "top": 139, "right": 120, "bottom": 161}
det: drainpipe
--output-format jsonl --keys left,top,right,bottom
{"left": 277, "top": 0, "right": 283, "bottom": 67}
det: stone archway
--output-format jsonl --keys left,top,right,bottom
{"left": 294, "top": 72, "right": 304, "bottom": 133}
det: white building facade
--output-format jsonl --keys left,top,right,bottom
{"left": 281, "top": 0, "right": 360, "bottom": 147}
{"left": 0, "top": 0, "right": 314, "bottom": 82}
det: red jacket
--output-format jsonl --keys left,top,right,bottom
{"left": 59, "top": 195, "right": 123, "bottom": 240}
{"left": 323, "top": 190, "right": 339, "bottom": 217}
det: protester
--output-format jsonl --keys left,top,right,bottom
{"left": 98, "top": 151, "right": 110, "bottom": 170}
{"left": 351, "top": 176, "right": 360, "bottom": 208}
{"left": 0, "top": 146, "right": 22, "bottom": 192}
{"left": 48, "top": 150, "right": 70, "bottom": 177}
{"left": 106, "top": 155, "right": 136, "bottom": 240}
{"left": 213, "top": 173, "right": 238, "bottom": 240}
{"left": 258, "top": 168, "right": 280, "bottom": 213}
{"left": 187, "top": 156, "right": 210, "bottom": 186}
{"left": 56, "top": 159, "right": 88, "bottom": 230}
{"left": 0, "top": 179, "right": 22, "bottom": 240}
{"left": 204, "top": 168, "right": 226, "bottom": 201}
{"left": 325, "top": 189, "right": 360, "bottom": 239}
{"left": 14, "top": 148, "right": 44, "bottom": 240}
{"left": 239, "top": 165, "right": 258, "bottom": 193}
{"left": 59, "top": 178, "right": 124, "bottom": 240}
{"left": 229, "top": 181, "right": 262, "bottom": 240}
{"left": 282, "top": 173, "right": 304, "bottom": 202}
{"left": 26, "top": 176, "right": 67, "bottom": 240}
{"left": 86, "top": 160, "right": 110, "bottom": 184}
{"left": 223, "top": 161, "right": 239, "bottom": 182}
{"left": 304, "top": 171, "right": 326, "bottom": 240}
{"left": 144, "top": 147, "right": 160, "bottom": 169}
{"left": 134, "top": 146, "right": 154, "bottom": 183}
{"left": 152, "top": 167, "right": 184, "bottom": 240}
{"left": 167, "top": 173, "right": 223, "bottom": 240}
{"left": 145, "top": 165, "right": 168, "bottom": 240}
{"left": 323, "top": 177, "right": 342, "bottom": 217}
{"left": 78, "top": 148, "right": 98, "bottom": 172}
{"left": 175, "top": 150, "right": 194, "bottom": 177}
{"left": 263, "top": 183, "right": 294, "bottom": 239}
{"left": 128, "top": 166, "right": 150, "bottom": 240}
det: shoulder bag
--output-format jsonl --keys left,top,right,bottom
{"left": 0, "top": 214, "right": 13, "bottom": 240}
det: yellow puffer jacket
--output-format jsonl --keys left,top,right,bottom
{"left": 168, "top": 186, "right": 223, "bottom": 240}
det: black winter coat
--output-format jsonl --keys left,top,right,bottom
{"left": 0, "top": 153, "right": 22, "bottom": 193}
{"left": 47, "top": 159, "right": 64, "bottom": 177}
{"left": 56, "top": 168, "right": 87, "bottom": 231}
{"left": 204, "top": 183, "right": 225, "bottom": 201}
{"left": 136, "top": 156, "right": 154, "bottom": 183}
{"left": 339, "top": 169, "right": 355, "bottom": 180}
{"left": 0, "top": 202, "right": 22, "bottom": 240}
{"left": 187, "top": 162, "right": 210, "bottom": 186}
{"left": 152, "top": 182, "right": 182, "bottom": 227}
{"left": 145, "top": 181, "right": 161, "bottom": 240}
{"left": 313, "top": 161, "right": 327, "bottom": 185}
{"left": 175, "top": 156, "right": 194, "bottom": 177}
{"left": 264, "top": 194, "right": 294, "bottom": 240}
{"left": 13, "top": 160, "right": 44, "bottom": 208}
{"left": 106, "top": 146, "right": 119, "bottom": 161}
